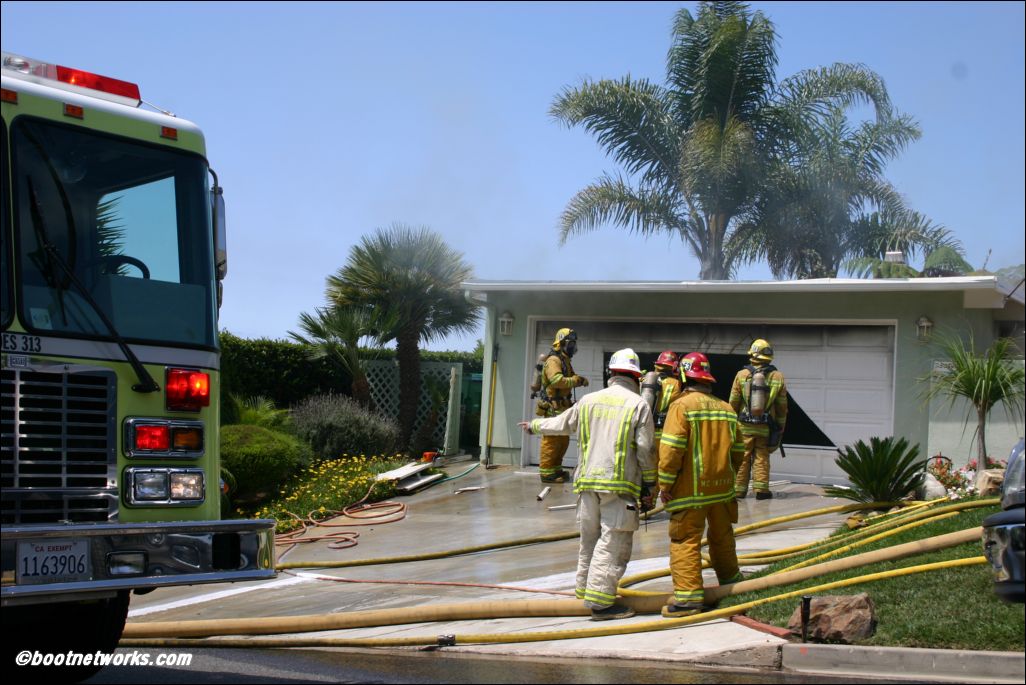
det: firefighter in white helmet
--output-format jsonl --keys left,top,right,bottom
{"left": 520, "top": 348, "right": 656, "bottom": 620}
{"left": 730, "top": 339, "right": 788, "bottom": 500}
{"left": 658, "top": 352, "right": 745, "bottom": 617}
{"left": 535, "top": 327, "right": 588, "bottom": 483}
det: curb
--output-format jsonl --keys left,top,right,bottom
{"left": 782, "top": 644, "right": 1026, "bottom": 683}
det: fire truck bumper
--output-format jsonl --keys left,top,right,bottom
{"left": 1, "top": 519, "right": 276, "bottom": 606}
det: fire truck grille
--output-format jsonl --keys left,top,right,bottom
{"left": 1, "top": 367, "right": 117, "bottom": 524}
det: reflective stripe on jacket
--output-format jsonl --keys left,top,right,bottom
{"left": 658, "top": 387, "right": 745, "bottom": 511}
{"left": 531, "top": 376, "right": 656, "bottom": 497}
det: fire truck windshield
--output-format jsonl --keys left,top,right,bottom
{"left": 11, "top": 118, "right": 216, "bottom": 349}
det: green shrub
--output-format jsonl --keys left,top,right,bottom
{"left": 825, "top": 436, "right": 927, "bottom": 505}
{"left": 291, "top": 394, "right": 402, "bottom": 459}
{"left": 220, "top": 331, "right": 353, "bottom": 411}
{"left": 220, "top": 424, "right": 312, "bottom": 503}
{"left": 225, "top": 394, "right": 291, "bottom": 431}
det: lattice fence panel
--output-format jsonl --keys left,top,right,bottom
{"left": 365, "top": 360, "right": 462, "bottom": 452}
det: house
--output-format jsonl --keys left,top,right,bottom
{"left": 464, "top": 276, "right": 1025, "bottom": 484}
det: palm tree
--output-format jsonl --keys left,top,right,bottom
{"left": 923, "top": 335, "right": 1025, "bottom": 463}
{"left": 289, "top": 304, "right": 386, "bottom": 407}
{"left": 550, "top": 1, "right": 892, "bottom": 279}
{"left": 743, "top": 106, "right": 945, "bottom": 279}
{"left": 327, "top": 224, "right": 480, "bottom": 450}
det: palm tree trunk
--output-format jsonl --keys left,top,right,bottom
{"left": 351, "top": 372, "right": 373, "bottom": 409}
{"left": 699, "top": 213, "right": 730, "bottom": 280}
{"left": 976, "top": 406, "right": 988, "bottom": 465}
{"left": 396, "top": 328, "right": 421, "bottom": 452}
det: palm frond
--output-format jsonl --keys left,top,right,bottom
{"left": 550, "top": 77, "right": 679, "bottom": 187}
{"left": 557, "top": 174, "right": 698, "bottom": 254}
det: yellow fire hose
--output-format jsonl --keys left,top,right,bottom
{"left": 278, "top": 500, "right": 889, "bottom": 572}
{"left": 618, "top": 497, "right": 997, "bottom": 593}
{"left": 121, "top": 524, "right": 983, "bottom": 640}
{"left": 120, "top": 556, "right": 986, "bottom": 648}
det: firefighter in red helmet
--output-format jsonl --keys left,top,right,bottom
{"left": 658, "top": 352, "right": 745, "bottom": 617}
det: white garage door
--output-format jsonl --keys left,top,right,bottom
{"left": 523, "top": 321, "right": 894, "bottom": 486}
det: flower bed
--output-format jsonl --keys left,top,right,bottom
{"left": 242, "top": 454, "right": 406, "bottom": 533}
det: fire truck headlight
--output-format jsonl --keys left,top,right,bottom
{"left": 127, "top": 468, "right": 204, "bottom": 505}
{"left": 170, "top": 471, "right": 204, "bottom": 501}
{"left": 132, "top": 470, "right": 169, "bottom": 501}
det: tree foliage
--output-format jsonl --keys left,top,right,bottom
{"left": 551, "top": 1, "right": 897, "bottom": 279}
{"left": 326, "top": 224, "right": 480, "bottom": 449}
{"left": 922, "top": 335, "right": 1025, "bottom": 462}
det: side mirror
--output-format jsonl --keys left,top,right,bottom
{"left": 212, "top": 185, "right": 227, "bottom": 280}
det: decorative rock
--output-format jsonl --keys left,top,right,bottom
{"left": 787, "top": 593, "right": 877, "bottom": 644}
{"left": 975, "top": 469, "right": 1004, "bottom": 497}
{"left": 921, "top": 472, "right": 947, "bottom": 500}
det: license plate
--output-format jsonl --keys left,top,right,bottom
{"left": 16, "top": 539, "right": 92, "bottom": 585}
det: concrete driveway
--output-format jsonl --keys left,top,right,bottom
{"left": 126, "top": 462, "right": 853, "bottom": 670}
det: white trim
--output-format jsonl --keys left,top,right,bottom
{"left": 464, "top": 276, "right": 1001, "bottom": 296}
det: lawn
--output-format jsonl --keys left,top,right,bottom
{"left": 720, "top": 501, "right": 1024, "bottom": 651}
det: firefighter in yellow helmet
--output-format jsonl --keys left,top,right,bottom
{"left": 729, "top": 339, "right": 788, "bottom": 500}
{"left": 658, "top": 352, "right": 745, "bottom": 617}
{"left": 536, "top": 328, "right": 588, "bottom": 483}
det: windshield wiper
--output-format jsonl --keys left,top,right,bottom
{"left": 27, "top": 178, "right": 160, "bottom": 393}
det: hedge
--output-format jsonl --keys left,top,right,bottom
{"left": 219, "top": 331, "right": 483, "bottom": 413}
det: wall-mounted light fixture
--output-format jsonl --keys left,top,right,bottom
{"left": 498, "top": 311, "right": 514, "bottom": 336}
{"left": 916, "top": 315, "right": 934, "bottom": 342}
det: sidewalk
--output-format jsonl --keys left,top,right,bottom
{"left": 127, "top": 463, "right": 1024, "bottom": 683}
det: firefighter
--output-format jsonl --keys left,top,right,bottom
{"left": 535, "top": 327, "right": 588, "bottom": 483}
{"left": 658, "top": 352, "right": 745, "bottom": 617}
{"left": 651, "top": 350, "right": 683, "bottom": 444}
{"left": 520, "top": 348, "right": 655, "bottom": 620}
{"left": 730, "top": 339, "right": 788, "bottom": 500}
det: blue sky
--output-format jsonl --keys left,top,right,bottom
{"left": 3, "top": 1, "right": 1023, "bottom": 351}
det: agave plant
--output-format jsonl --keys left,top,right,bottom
{"left": 825, "top": 436, "right": 927, "bottom": 504}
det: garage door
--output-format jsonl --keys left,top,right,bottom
{"left": 523, "top": 321, "right": 894, "bottom": 486}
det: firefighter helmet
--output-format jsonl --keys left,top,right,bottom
{"left": 680, "top": 352, "right": 716, "bottom": 384}
{"left": 608, "top": 348, "right": 642, "bottom": 377}
{"left": 748, "top": 339, "right": 774, "bottom": 364}
{"left": 552, "top": 328, "right": 577, "bottom": 351}
{"left": 655, "top": 350, "right": 679, "bottom": 371}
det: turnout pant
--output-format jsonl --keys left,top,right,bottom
{"left": 539, "top": 434, "right": 570, "bottom": 479}
{"left": 576, "top": 491, "right": 638, "bottom": 608}
{"left": 735, "top": 433, "right": 771, "bottom": 494}
{"left": 668, "top": 501, "right": 742, "bottom": 605}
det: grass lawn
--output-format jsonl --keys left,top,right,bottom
{"left": 720, "top": 501, "right": 1025, "bottom": 651}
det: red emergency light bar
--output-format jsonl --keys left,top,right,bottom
{"left": 2, "top": 51, "right": 141, "bottom": 107}
{"left": 55, "top": 64, "right": 140, "bottom": 101}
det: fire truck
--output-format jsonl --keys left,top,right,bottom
{"left": 1, "top": 52, "right": 274, "bottom": 669}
